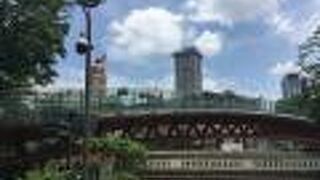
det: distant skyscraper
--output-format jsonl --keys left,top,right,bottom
{"left": 281, "top": 73, "right": 309, "bottom": 99}
{"left": 90, "top": 55, "right": 107, "bottom": 97}
{"left": 173, "top": 47, "right": 203, "bottom": 98}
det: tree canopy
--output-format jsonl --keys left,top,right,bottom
{"left": 299, "top": 25, "right": 320, "bottom": 81}
{"left": 276, "top": 25, "right": 320, "bottom": 123}
{"left": 0, "top": 0, "right": 69, "bottom": 90}
{"left": 298, "top": 25, "right": 320, "bottom": 122}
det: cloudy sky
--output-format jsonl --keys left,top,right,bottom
{"left": 53, "top": 0, "right": 320, "bottom": 100}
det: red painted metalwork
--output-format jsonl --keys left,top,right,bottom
{"left": 95, "top": 110, "right": 320, "bottom": 146}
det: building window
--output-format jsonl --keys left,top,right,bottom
{"left": 224, "top": 161, "right": 228, "bottom": 167}
{"left": 148, "top": 162, "right": 153, "bottom": 167}
{"left": 204, "top": 161, "right": 209, "bottom": 167}
{"left": 181, "top": 161, "right": 185, "bottom": 168}
{"left": 314, "top": 161, "right": 318, "bottom": 167}
{"left": 211, "top": 161, "right": 216, "bottom": 167}
{"left": 217, "top": 161, "right": 222, "bottom": 167}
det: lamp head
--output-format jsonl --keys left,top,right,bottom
{"left": 76, "top": 34, "right": 89, "bottom": 55}
{"left": 77, "top": 0, "right": 102, "bottom": 8}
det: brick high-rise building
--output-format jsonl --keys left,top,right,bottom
{"left": 173, "top": 47, "right": 203, "bottom": 98}
{"left": 90, "top": 55, "right": 107, "bottom": 97}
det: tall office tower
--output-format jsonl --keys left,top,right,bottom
{"left": 90, "top": 55, "right": 107, "bottom": 98}
{"left": 173, "top": 47, "right": 203, "bottom": 98}
{"left": 281, "top": 72, "right": 309, "bottom": 99}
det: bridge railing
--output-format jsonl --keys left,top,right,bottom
{"left": 145, "top": 151, "right": 320, "bottom": 171}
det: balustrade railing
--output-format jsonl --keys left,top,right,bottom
{"left": 146, "top": 151, "right": 320, "bottom": 171}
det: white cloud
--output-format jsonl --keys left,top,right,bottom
{"left": 35, "top": 69, "right": 84, "bottom": 92}
{"left": 203, "top": 69, "right": 235, "bottom": 92}
{"left": 185, "top": 0, "right": 281, "bottom": 26}
{"left": 108, "top": 73, "right": 175, "bottom": 90}
{"left": 269, "top": 13, "right": 294, "bottom": 36}
{"left": 108, "top": 71, "right": 232, "bottom": 93}
{"left": 184, "top": 0, "right": 320, "bottom": 44}
{"left": 202, "top": 76, "right": 280, "bottom": 100}
{"left": 203, "top": 77, "right": 219, "bottom": 91}
{"left": 268, "top": 11, "right": 320, "bottom": 44}
{"left": 109, "top": 7, "right": 227, "bottom": 61}
{"left": 194, "top": 30, "right": 223, "bottom": 57}
{"left": 110, "top": 7, "right": 184, "bottom": 57}
{"left": 203, "top": 77, "right": 233, "bottom": 92}
{"left": 184, "top": 26, "right": 199, "bottom": 46}
{"left": 269, "top": 61, "right": 301, "bottom": 76}
{"left": 264, "top": 0, "right": 320, "bottom": 44}
{"left": 103, "top": 72, "right": 280, "bottom": 100}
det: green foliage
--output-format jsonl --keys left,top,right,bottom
{"left": 0, "top": 90, "right": 36, "bottom": 124}
{"left": 0, "top": 0, "right": 69, "bottom": 89}
{"left": 23, "top": 162, "right": 73, "bottom": 180}
{"left": 299, "top": 25, "right": 320, "bottom": 80}
{"left": 300, "top": 85, "right": 320, "bottom": 122}
{"left": 276, "top": 95, "right": 306, "bottom": 116}
{"left": 112, "top": 171, "right": 139, "bottom": 180}
{"left": 276, "top": 86, "right": 320, "bottom": 123}
{"left": 87, "top": 135, "right": 147, "bottom": 180}
{"left": 296, "top": 24, "right": 320, "bottom": 123}
{"left": 22, "top": 135, "right": 147, "bottom": 180}
{"left": 87, "top": 135, "right": 147, "bottom": 162}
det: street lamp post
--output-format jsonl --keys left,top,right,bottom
{"left": 75, "top": 0, "right": 103, "bottom": 179}
{"left": 76, "top": 9, "right": 92, "bottom": 168}
{"left": 83, "top": 6, "right": 92, "bottom": 167}
{"left": 84, "top": 5, "right": 92, "bottom": 168}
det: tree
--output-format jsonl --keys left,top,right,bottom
{"left": 277, "top": 24, "right": 320, "bottom": 123}
{"left": 0, "top": 0, "right": 69, "bottom": 90}
{"left": 298, "top": 25, "right": 320, "bottom": 122}
{"left": 298, "top": 85, "right": 320, "bottom": 122}
{"left": 299, "top": 25, "right": 320, "bottom": 82}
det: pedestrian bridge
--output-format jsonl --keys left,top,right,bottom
{"left": 1, "top": 109, "right": 320, "bottom": 179}
{"left": 96, "top": 109, "right": 320, "bottom": 150}
{"left": 95, "top": 109, "right": 320, "bottom": 179}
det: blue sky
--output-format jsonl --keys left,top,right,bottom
{"left": 51, "top": 0, "right": 320, "bottom": 100}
